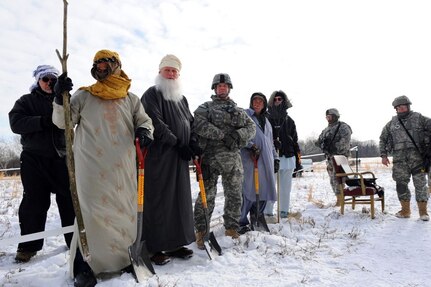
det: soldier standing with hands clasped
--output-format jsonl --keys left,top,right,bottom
{"left": 193, "top": 73, "right": 256, "bottom": 247}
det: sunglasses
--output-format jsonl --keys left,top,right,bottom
{"left": 274, "top": 97, "right": 283, "bottom": 102}
{"left": 41, "top": 76, "right": 57, "bottom": 83}
{"left": 94, "top": 57, "right": 117, "bottom": 64}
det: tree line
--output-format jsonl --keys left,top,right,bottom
{"left": 299, "top": 137, "right": 380, "bottom": 161}
{"left": 0, "top": 136, "right": 21, "bottom": 174}
{"left": 0, "top": 136, "right": 380, "bottom": 174}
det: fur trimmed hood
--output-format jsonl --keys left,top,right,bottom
{"left": 267, "top": 90, "right": 292, "bottom": 109}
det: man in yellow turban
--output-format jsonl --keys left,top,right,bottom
{"left": 52, "top": 49, "right": 154, "bottom": 287}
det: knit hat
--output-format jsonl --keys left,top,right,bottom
{"left": 29, "top": 65, "right": 60, "bottom": 92}
{"left": 159, "top": 54, "right": 182, "bottom": 71}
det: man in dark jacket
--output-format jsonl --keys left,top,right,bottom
{"left": 8, "top": 65, "right": 75, "bottom": 263}
{"left": 140, "top": 54, "right": 197, "bottom": 265}
{"left": 264, "top": 90, "right": 301, "bottom": 219}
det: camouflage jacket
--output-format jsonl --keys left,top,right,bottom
{"left": 316, "top": 120, "right": 352, "bottom": 157}
{"left": 193, "top": 95, "right": 256, "bottom": 156}
{"left": 379, "top": 111, "right": 431, "bottom": 157}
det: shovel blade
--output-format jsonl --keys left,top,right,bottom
{"left": 203, "top": 240, "right": 212, "bottom": 260}
{"left": 250, "top": 213, "right": 270, "bottom": 232}
{"left": 128, "top": 240, "right": 155, "bottom": 283}
{"left": 130, "top": 257, "right": 154, "bottom": 283}
{"left": 208, "top": 232, "right": 222, "bottom": 255}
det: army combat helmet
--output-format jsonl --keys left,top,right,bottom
{"left": 326, "top": 108, "right": 340, "bottom": 117}
{"left": 392, "top": 95, "right": 412, "bottom": 108}
{"left": 325, "top": 108, "right": 340, "bottom": 124}
{"left": 211, "top": 73, "right": 233, "bottom": 90}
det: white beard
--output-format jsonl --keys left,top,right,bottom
{"left": 155, "top": 74, "right": 183, "bottom": 102}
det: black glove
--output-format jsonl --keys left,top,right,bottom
{"left": 48, "top": 78, "right": 57, "bottom": 90}
{"left": 40, "top": 116, "right": 53, "bottom": 129}
{"left": 178, "top": 145, "right": 193, "bottom": 161}
{"left": 54, "top": 73, "right": 73, "bottom": 105}
{"left": 250, "top": 144, "right": 261, "bottom": 160}
{"left": 274, "top": 159, "right": 280, "bottom": 173}
{"left": 273, "top": 139, "right": 281, "bottom": 150}
{"left": 189, "top": 139, "right": 203, "bottom": 158}
{"left": 135, "top": 127, "right": 153, "bottom": 149}
{"left": 223, "top": 131, "right": 240, "bottom": 150}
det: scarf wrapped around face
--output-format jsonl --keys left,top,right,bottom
{"left": 79, "top": 70, "right": 131, "bottom": 100}
{"left": 79, "top": 49, "right": 131, "bottom": 100}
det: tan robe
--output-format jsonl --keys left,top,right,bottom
{"left": 53, "top": 90, "right": 153, "bottom": 275}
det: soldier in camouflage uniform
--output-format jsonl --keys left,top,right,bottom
{"left": 379, "top": 95, "right": 431, "bottom": 221}
{"left": 193, "top": 73, "right": 256, "bottom": 247}
{"left": 315, "top": 108, "right": 352, "bottom": 206}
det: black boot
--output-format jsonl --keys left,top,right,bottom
{"left": 73, "top": 248, "right": 96, "bottom": 286}
{"left": 74, "top": 271, "right": 97, "bottom": 287}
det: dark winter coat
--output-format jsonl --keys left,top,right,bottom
{"left": 140, "top": 86, "right": 195, "bottom": 252}
{"left": 266, "top": 93, "right": 300, "bottom": 158}
{"left": 9, "top": 86, "right": 75, "bottom": 253}
{"left": 9, "top": 87, "right": 66, "bottom": 158}
{"left": 270, "top": 115, "right": 300, "bottom": 158}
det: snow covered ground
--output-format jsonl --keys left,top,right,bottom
{"left": 1, "top": 158, "right": 430, "bottom": 287}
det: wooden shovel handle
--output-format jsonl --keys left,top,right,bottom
{"left": 253, "top": 156, "right": 259, "bottom": 195}
{"left": 193, "top": 158, "right": 208, "bottom": 209}
{"left": 135, "top": 138, "right": 148, "bottom": 212}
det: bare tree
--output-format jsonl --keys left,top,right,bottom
{"left": 299, "top": 137, "right": 379, "bottom": 159}
{"left": 0, "top": 137, "right": 21, "bottom": 170}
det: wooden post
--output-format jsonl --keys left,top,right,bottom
{"left": 55, "top": 0, "right": 90, "bottom": 261}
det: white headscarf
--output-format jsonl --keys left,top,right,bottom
{"left": 29, "top": 65, "right": 59, "bottom": 92}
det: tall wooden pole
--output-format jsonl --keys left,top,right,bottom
{"left": 55, "top": 0, "right": 90, "bottom": 261}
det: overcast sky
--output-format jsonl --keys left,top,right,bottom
{"left": 1, "top": 0, "right": 431, "bottom": 143}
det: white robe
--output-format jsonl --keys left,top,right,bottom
{"left": 53, "top": 90, "right": 153, "bottom": 275}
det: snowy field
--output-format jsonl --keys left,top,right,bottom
{"left": 0, "top": 158, "right": 430, "bottom": 287}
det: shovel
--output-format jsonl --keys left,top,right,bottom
{"left": 251, "top": 155, "right": 270, "bottom": 232}
{"left": 193, "top": 158, "right": 222, "bottom": 257}
{"left": 128, "top": 139, "right": 155, "bottom": 282}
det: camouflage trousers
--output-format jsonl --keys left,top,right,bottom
{"left": 326, "top": 158, "right": 339, "bottom": 195}
{"left": 194, "top": 152, "right": 243, "bottom": 232}
{"left": 392, "top": 154, "right": 429, "bottom": 202}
